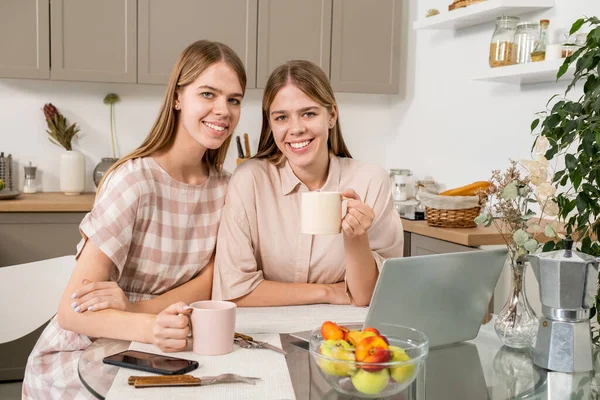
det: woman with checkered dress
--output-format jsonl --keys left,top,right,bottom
{"left": 22, "top": 40, "right": 247, "bottom": 399}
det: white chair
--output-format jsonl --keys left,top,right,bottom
{"left": 0, "top": 256, "right": 75, "bottom": 380}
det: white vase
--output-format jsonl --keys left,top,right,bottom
{"left": 60, "top": 150, "right": 85, "bottom": 195}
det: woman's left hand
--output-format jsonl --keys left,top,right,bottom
{"left": 341, "top": 189, "right": 375, "bottom": 238}
{"left": 71, "top": 279, "right": 132, "bottom": 313}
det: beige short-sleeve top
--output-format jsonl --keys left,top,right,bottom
{"left": 213, "top": 155, "right": 404, "bottom": 301}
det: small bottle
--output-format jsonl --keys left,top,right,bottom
{"left": 531, "top": 19, "right": 550, "bottom": 62}
{"left": 23, "top": 162, "right": 37, "bottom": 194}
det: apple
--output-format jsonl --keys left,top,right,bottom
{"left": 351, "top": 368, "right": 390, "bottom": 395}
{"left": 318, "top": 339, "right": 356, "bottom": 376}
{"left": 355, "top": 335, "right": 391, "bottom": 372}
{"left": 347, "top": 330, "right": 376, "bottom": 347}
{"left": 388, "top": 345, "right": 415, "bottom": 383}
{"left": 321, "top": 321, "right": 345, "bottom": 341}
{"left": 362, "top": 327, "right": 381, "bottom": 336}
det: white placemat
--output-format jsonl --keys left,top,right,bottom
{"left": 235, "top": 305, "right": 368, "bottom": 334}
{"left": 106, "top": 334, "right": 295, "bottom": 400}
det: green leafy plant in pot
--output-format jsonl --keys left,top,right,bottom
{"left": 530, "top": 16, "right": 600, "bottom": 343}
{"left": 93, "top": 93, "right": 121, "bottom": 187}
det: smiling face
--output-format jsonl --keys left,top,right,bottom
{"left": 269, "top": 83, "right": 337, "bottom": 172}
{"left": 174, "top": 61, "right": 243, "bottom": 151}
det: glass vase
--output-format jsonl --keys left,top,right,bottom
{"left": 494, "top": 260, "right": 538, "bottom": 349}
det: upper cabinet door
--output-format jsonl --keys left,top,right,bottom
{"left": 50, "top": 0, "right": 136, "bottom": 83}
{"left": 256, "top": 0, "right": 331, "bottom": 88}
{"left": 138, "top": 0, "right": 258, "bottom": 87}
{"left": 330, "top": 0, "right": 401, "bottom": 94}
{"left": 0, "top": 0, "right": 49, "bottom": 79}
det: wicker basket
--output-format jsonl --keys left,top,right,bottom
{"left": 425, "top": 206, "right": 481, "bottom": 228}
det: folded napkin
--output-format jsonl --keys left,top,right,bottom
{"left": 106, "top": 334, "right": 295, "bottom": 400}
{"left": 235, "top": 305, "right": 368, "bottom": 334}
{"left": 418, "top": 191, "right": 481, "bottom": 210}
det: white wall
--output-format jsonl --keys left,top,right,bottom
{"left": 0, "top": 79, "right": 391, "bottom": 193}
{"left": 395, "top": 0, "right": 598, "bottom": 315}
{"left": 389, "top": 0, "right": 599, "bottom": 189}
{"left": 1, "top": 1, "right": 597, "bottom": 191}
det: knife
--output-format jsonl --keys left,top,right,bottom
{"left": 235, "top": 136, "right": 244, "bottom": 158}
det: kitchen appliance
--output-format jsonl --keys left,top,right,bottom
{"left": 528, "top": 240, "right": 599, "bottom": 373}
{"left": 0, "top": 152, "right": 13, "bottom": 190}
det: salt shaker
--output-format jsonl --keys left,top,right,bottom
{"left": 23, "top": 162, "right": 37, "bottom": 194}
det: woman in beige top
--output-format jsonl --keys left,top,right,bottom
{"left": 213, "top": 60, "right": 404, "bottom": 307}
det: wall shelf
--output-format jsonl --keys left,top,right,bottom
{"left": 412, "top": 0, "right": 554, "bottom": 30}
{"left": 473, "top": 59, "right": 574, "bottom": 84}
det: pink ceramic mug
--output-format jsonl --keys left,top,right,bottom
{"left": 189, "top": 300, "right": 237, "bottom": 356}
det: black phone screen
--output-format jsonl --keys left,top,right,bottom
{"left": 103, "top": 350, "right": 199, "bottom": 375}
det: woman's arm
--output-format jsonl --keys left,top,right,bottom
{"left": 58, "top": 241, "right": 192, "bottom": 351}
{"left": 73, "top": 256, "right": 214, "bottom": 315}
{"left": 343, "top": 234, "right": 378, "bottom": 306}
{"left": 131, "top": 257, "right": 213, "bottom": 314}
{"left": 232, "top": 280, "right": 350, "bottom": 307}
{"left": 57, "top": 240, "right": 156, "bottom": 342}
{"left": 341, "top": 189, "right": 379, "bottom": 306}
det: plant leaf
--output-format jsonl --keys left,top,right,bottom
{"left": 513, "top": 229, "right": 530, "bottom": 246}
{"left": 524, "top": 239, "right": 539, "bottom": 253}
{"left": 570, "top": 18, "right": 585, "bottom": 36}
{"left": 530, "top": 119, "right": 540, "bottom": 132}
{"left": 502, "top": 182, "right": 518, "bottom": 200}
{"left": 544, "top": 224, "right": 556, "bottom": 238}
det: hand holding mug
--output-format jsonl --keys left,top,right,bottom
{"left": 152, "top": 302, "right": 192, "bottom": 352}
{"left": 301, "top": 190, "right": 374, "bottom": 236}
{"left": 341, "top": 189, "right": 374, "bottom": 238}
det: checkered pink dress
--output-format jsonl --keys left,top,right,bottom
{"left": 22, "top": 157, "right": 229, "bottom": 399}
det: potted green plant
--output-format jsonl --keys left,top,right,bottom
{"left": 93, "top": 93, "right": 121, "bottom": 187}
{"left": 530, "top": 16, "right": 600, "bottom": 343}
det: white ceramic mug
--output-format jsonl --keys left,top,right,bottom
{"left": 301, "top": 191, "right": 346, "bottom": 235}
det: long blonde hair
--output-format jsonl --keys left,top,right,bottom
{"left": 98, "top": 40, "right": 246, "bottom": 191}
{"left": 254, "top": 60, "right": 351, "bottom": 165}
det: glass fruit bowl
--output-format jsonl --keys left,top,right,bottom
{"left": 309, "top": 323, "right": 429, "bottom": 399}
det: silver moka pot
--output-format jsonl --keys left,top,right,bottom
{"left": 529, "top": 240, "right": 599, "bottom": 373}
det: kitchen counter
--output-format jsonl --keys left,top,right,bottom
{"left": 401, "top": 218, "right": 506, "bottom": 247}
{"left": 0, "top": 192, "right": 95, "bottom": 212}
{"left": 0, "top": 193, "right": 517, "bottom": 248}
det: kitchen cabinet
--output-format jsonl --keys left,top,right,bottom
{"left": 330, "top": 0, "right": 402, "bottom": 94}
{"left": 0, "top": 213, "right": 83, "bottom": 267}
{"left": 137, "top": 0, "right": 258, "bottom": 86}
{"left": 1, "top": 0, "right": 403, "bottom": 93}
{"left": 50, "top": 0, "right": 137, "bottom": 83}
{"left": 0, "top": 212, "right": 83, "bottom": 381}
{"left": 256, "top": 0, "right": 332, "bottom": 88}
{"left": 0, "top": 0, "right": 50, "bottom": 79}
{"left": 409, "top": 233, "right": 476, "bottom": 256}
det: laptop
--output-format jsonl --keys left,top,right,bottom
{"left": 290, "top": 248, "right": 507, "bottom": 348}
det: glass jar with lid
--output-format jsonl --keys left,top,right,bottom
{"left": 515, "top": 21, "right": 540, "bottom": 64}
{"left": 489, "top": 16, "right": 519, "bottom": 68}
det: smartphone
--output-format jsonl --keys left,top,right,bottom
{"left": 103, "top": 350, "right": 199, "bottom": 375}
